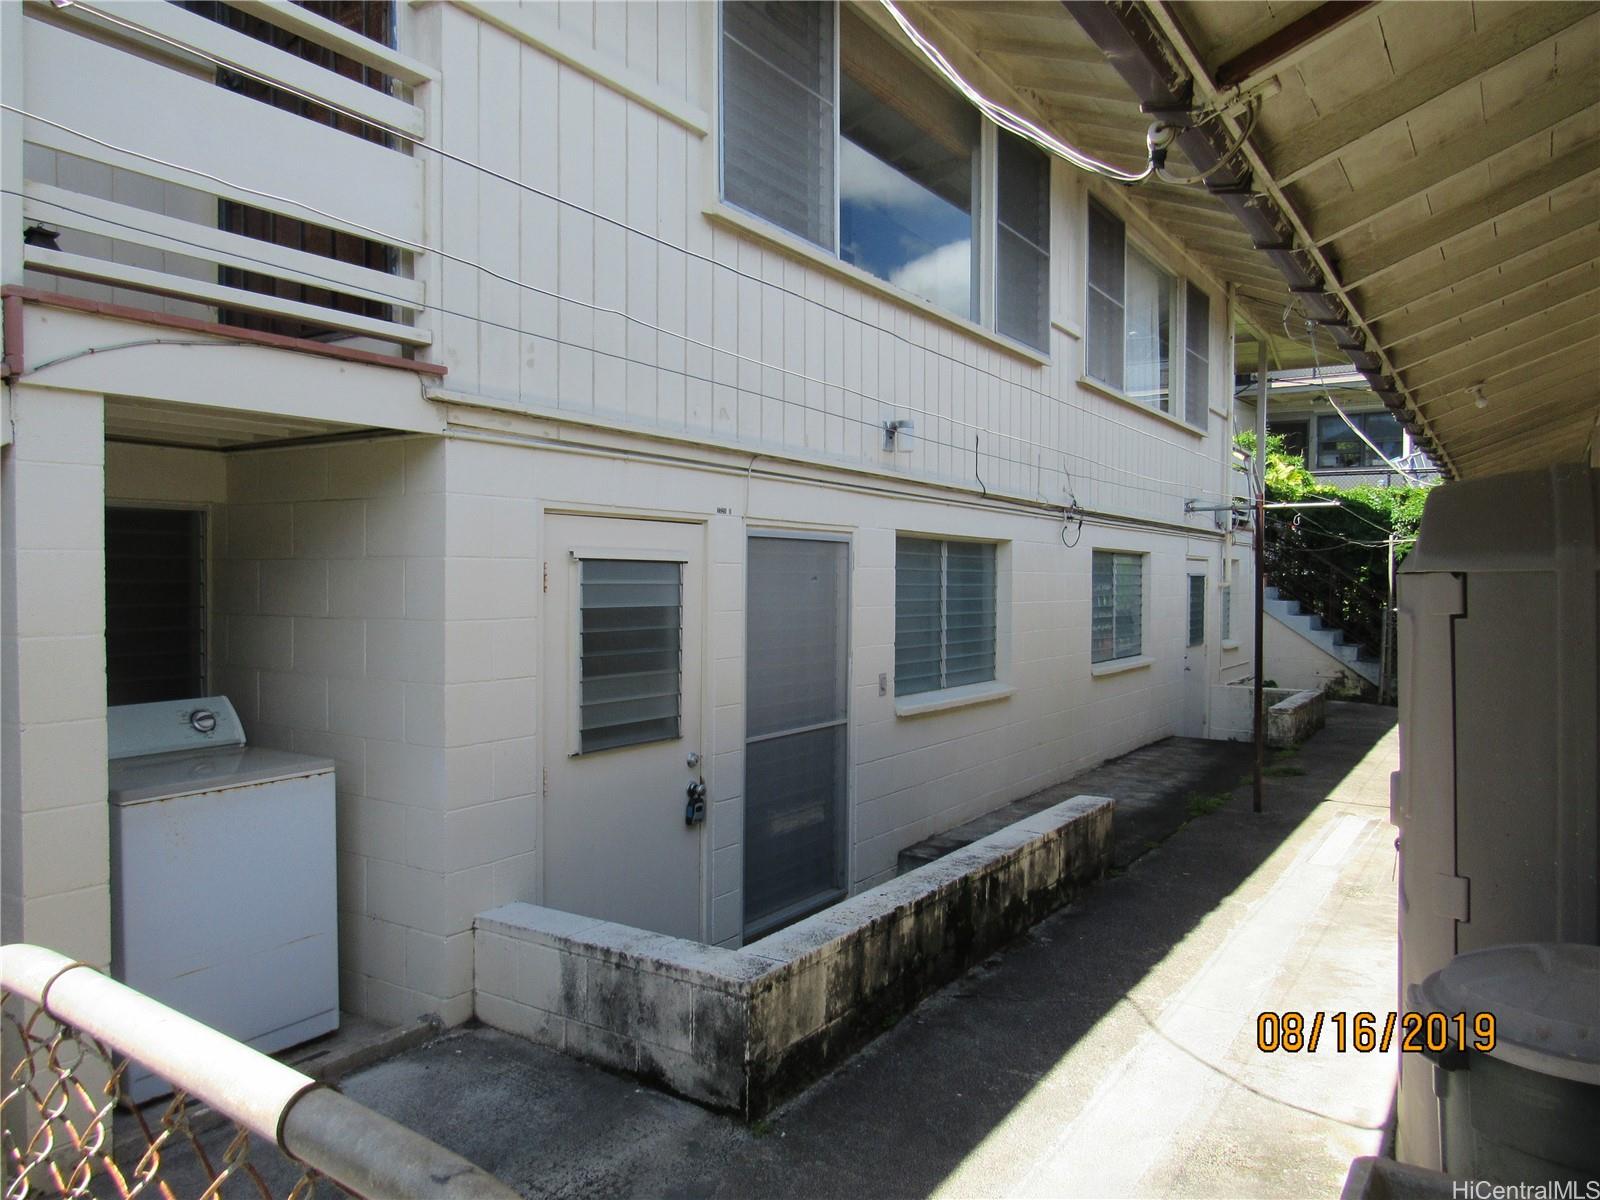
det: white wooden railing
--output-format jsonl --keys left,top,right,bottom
{"left": 14, "top": 0, "right": 433, "bottom": 348}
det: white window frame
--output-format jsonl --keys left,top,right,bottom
{"left": 893, "top": 535, "right": 1000, "bottom": 699}
{"left": 1083, "top": 197, "right": 1211, "bottom": 431}
{"left": 1186, "top": 571, "right": 1206, "bottom": 648}
{"left": 715, "top": 1, "right": 1050, "bottom": 353}
{"left": 1221, "top": 562, "right": 1237, "bottom": 648}
{"left": 1091, "top": 548, "right": 1146, "bottom": 666}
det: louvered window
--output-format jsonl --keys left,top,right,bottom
{"left": 1087, "top": 199, "right": 1209, "bottom": 428}
{"left": 895, "top": 537, "right": 997, "bottom": 697}
{"left": 996, "top": 129, "right": 1050, "bottom": 351}
{"left": 578, "top": 560, "right": 682, "bottom": 754}
{"left": 719, "top": 2, "right": 1052, "bottom": 348}
{"left": 1185, "top": 283, "right": 1210, "bottom": 427}
{"left": 106, "top": 507, "right": 207, "bottom": 706}
{"left": 719, "top": 1, "right": 836, "bottom": 249}
{"left": 1221, "top": 581, "right": 1234, "bottom": 643}
{"left": 1187, "top": 573, "right": 1205, "bottom": 647}
{"left": 1092, "top": 550, "right": 1144, "bottom": 664}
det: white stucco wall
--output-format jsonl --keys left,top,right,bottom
{"left": 1263, "top": 612, "right": 1371, "bottom": 695}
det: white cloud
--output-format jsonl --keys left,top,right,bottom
{"left": 889, "top": 238, "right": 972, "bottom": 316}
{"left": 839, "top": 140, "right": 940, "bottom": 212}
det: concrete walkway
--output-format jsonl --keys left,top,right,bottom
{"left": 268, "top": 704, "right": 1402, "bottom": 1199}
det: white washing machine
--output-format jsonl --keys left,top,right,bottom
{"left": 109, "top": 696, "right": 338, "bottom": 1101}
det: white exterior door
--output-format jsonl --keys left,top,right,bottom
{"left": 542, "top": 516, "right": 705, "bottom": 941}
{"left": 1182, "top": 568, "right": 1209, "bottom": 737}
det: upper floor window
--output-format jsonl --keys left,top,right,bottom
{"left": 1086, "top": 199, "right": 1210, "bottom": 428}
{"left": 1316, "top": 411, "right": 1403, "bottom": 469}
{"left": 1267, "top": 420, "right": 1310, "bottom": 463}
{"left": 719, "top": 2, "right": 1050, "bottom": 350}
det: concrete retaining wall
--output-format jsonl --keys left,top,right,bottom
{"left": 1209, "top": 684, "right": 1325, "bottom": 747}
{"left": 474, "top": 795, "right": 1113, "bottom": 1116}
{"left": 1267, "top": 687, "right": 1325, "bottom": 747}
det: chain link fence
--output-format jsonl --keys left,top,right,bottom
{"left": 1, "top": 945, "right": 519, "bottom": 1200}
{"left": 3, "top": 998, "right": 339, "bottom": 1198}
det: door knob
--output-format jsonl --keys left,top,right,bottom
{"left": 685, "top": 777, "right": 707, "bottom": 827}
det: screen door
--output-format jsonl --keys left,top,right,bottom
{"left": 743, "top": 533, "right": 849, "bottom": 938}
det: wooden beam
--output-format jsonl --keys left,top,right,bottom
{"left": 1357, "top": 203, "right": 1599, "bottom": 320}
{"left": 1005, "top": 65, "right": 1142, "bottom": 102}
{"left": 1, "top": 286, "right": 447, "bottom": 376}
{"left": 1406, "top": 316, "right": 1600, "bottom": 396}
{"left": 1339, "top": 142, "right": 1600, "bottom": 288}
{"left": 1427, "top": 376, "right": 1599, "bottom": 447}
{"left": 1265, "top": 3, "right": 1593, "bottom": 185}
{"left": 1306, "top": 71, "right": 1600, "bottom": 245}
{"left": 1373, "top": 233, "right": 1600, "bottom": 342}
{"left": 1389, "top": 277, "right": 1600, "bottom": 373}
{"left": 974, "top": 35, "right": 1108, "bottom": 66}
{"left": 1451, "top": 420, "right": 1594, "bottom": 473}
{"left": 1213, "top": 2, "right": 1377, "bottom": 89}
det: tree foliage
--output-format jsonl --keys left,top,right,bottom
{"left": 1237, "top": 431, "right": 1434, "bottom": 660}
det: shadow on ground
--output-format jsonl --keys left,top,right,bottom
{"left": 151, "top": 704, "right": 1397, "bottom": 1199}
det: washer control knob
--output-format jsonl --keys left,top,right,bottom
{"left": 189, "top": 708, "right": 218, "bottom": 735}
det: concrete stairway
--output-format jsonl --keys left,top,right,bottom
{"left": 1263, "top": 586, "right": 1381, "bottom": 686}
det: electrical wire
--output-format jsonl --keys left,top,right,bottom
{"left": 8, "top": 7, "right": 1252, "bottom": 514}
{"left": 876, "top": 0, "right": 1152, "bottom": 184}
{"left": 7, "top": 103, "right": 1231, "bottom": 510}
{"left": 16, "top": 187, "right": 1230, "bottom": 513}
{"left": 38, "top": 0, "right": 1258, "bottom": 484}
{"left": 1282, "top": 305, "right": 1424, "bottom": 486}
{"left": 22, "top": 0, "right": 1261, "bottom": 490}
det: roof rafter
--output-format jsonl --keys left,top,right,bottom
{"left": 1265, "top": 3, "right": 1593, "bottom": 184}
{"left": 1305, "top": 71, "right": 1600, "bottom": 245}
{"left": 1357, "top": 204, "right": 1599, "bottom": 319}
{"left": 1339, "top": 145, "right": 1600, "bottom": 288}
{"left": 1212, "top": 1, "right": 1377, "bottom": 91}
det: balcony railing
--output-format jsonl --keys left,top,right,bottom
{"left": 14, "top": 0, "right": 432, "bottom": 350}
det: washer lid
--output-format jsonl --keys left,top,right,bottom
{"left": 109, "top": 746, "right": 334, "bottom": 806}
{"left": 1411, "top": 943, "right": 1600, "bottom": 1085}
{"left": 108, "top": 697, "right": 246, "bottom": 759}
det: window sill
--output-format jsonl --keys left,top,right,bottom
{"left": 895, "top": 680, "right": 1014, "bottom": 718}
{"left": 704, "top": 202, "right": 1052, "bottom": 368}
{"left": 1090, "top": 655, "right": 1153, "bottom": 678}
{"left": 1221, "top": 640, "right": 1241, "bottom": 652}
{"left": 1078, "top": 375, "right": 1206, "bottom": 438}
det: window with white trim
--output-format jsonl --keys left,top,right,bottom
{"left": 1187, "top": 573, "right": 1205, "bottom": 647}
{"left": 577, "top": 560, "right": 683, "bottom": 753}
{"left": 1091, "top": 550, "right": 1144, "bottom": 664}
{"left": 895, "top": 536, "right": 997, "bottom": 697}
{"left": 1316, "top": 411, "right": 1404, "bottom": 469}
{"left": 1086, "top": 198, "right": 1211, "bottom": 426}
{"left": 1221, "top": 569, "right": 1235, "bottom": 644}
{"left": 719, "top": 1, "right": 1051, "bottom": 350}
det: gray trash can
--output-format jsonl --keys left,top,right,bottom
{"left": 1410, "top": 943, "right": 1600, "bottom": 1186}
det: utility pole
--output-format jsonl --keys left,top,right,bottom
{"left": 1253, "top": 365, "right": 1268, "bottom": 814}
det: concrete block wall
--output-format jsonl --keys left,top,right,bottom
{"left": 214, "top": 436, "right": 483, "bottom": 1025}
{"left": 1, "top": 386, "right": 109, "bottom": 963}
{"left": 475, "top": 794, "right": 1113, "bottom": 1116}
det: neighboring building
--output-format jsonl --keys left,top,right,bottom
{"left": 1261, "top": 369, "right": 1444, "bottom": 489}
{"left": 1, "top": 0, "right": 1268, "bottom": 1032}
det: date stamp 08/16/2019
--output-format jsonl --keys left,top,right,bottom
{"left": 1256, "top": 1010, "right": 1497, "bottom": 1054}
